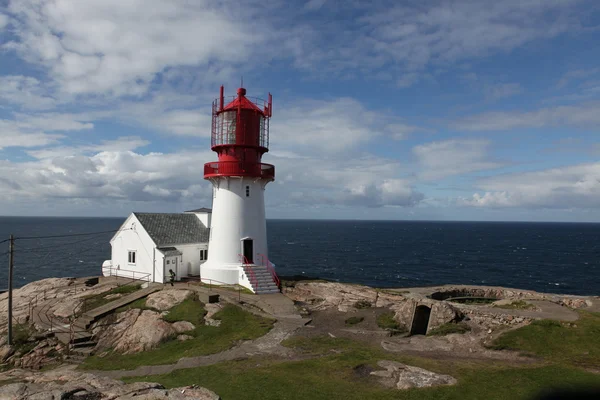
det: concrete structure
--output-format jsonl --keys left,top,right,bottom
{"left": 103, "top": 209, "right": 210, "bottom": 283}
{"left": 201, "top": 86, "right": 279, "bottom": 294}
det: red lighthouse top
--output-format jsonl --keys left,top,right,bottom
{"left": 204, "top": 86, "right": 274, "bottom": 181}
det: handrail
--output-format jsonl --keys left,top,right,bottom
{"left": 258, "top": 254, "right": 281, "bottom": 290}
{"left": 101, "top": 265, "right": 152, "bottom": 284}
{"left": 238, "top": 254, "right": 258, "bottom": 289}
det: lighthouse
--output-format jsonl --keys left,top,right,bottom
{"left": 201, "top": 86, "right": 280, "bottom": 294}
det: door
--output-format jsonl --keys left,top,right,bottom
{"left": 410, "top": 305, "right": 431, "bottom": 335}
{"left": 243, "top": 239, "right": 253, "bottom": 263}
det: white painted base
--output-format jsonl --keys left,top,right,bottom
{"left": 200, "top": 263, "right": 255, "bottom": 292}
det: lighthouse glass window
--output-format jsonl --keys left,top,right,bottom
{"left": 216, "top": 111, "right": 236, "bottom": 145}
{"left": 259, "top": 116, "right": 266, "bottom": 147}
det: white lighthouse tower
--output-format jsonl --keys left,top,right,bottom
{"left": 201, "top": 86, "right": 280, "bottom": 294}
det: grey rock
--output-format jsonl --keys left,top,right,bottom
{"left": 371, "top": 360, "right": 457, "bottom": 390}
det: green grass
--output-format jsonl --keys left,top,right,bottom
{"left": 82, "top": 284, "right": 142, "bottom": 312}
{"left": 354, "top": 300, "right": 372, "bottom": 309}
{"left": 162, "top": 296, "right": 207, "bottom": 327}
{"left": 12, "top": 324, "right": 36, "bottom": 354}
{"left": 494, "top": 300, "right": 535, "bottom": 310}
{"left": 427, "top": 323, "right": 471, "bottom": 336}
{"left": 376, "top": 311, "right": 404, "bottom": 332}
{"left": 490, "top": 311, "right": 600, "bottom": 369}
{"left": 115, "top": 297, "right": 153, "bottom": 313}
{"left": 450, "top": 298, "right": 497, "bottom": 305}
{"left": 345, "top": 316, "right": 365, "bottom": 325}
{"left": 80, "top": 304, "right": 275, "bottom": 371}
{"left": 190, "top": 282, "right": 254, "bottom": 295}
{"left": 127, "top": 335, "right": 600, "bottom": 400}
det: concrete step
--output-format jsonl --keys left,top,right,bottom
{"left": 55, "top": 331, "right": 93, "bottom": 345}
{"left": 253, "top": 282, "right": 277, "bottom": 286}
{"left": 255, "top": 289, "right": 280, "bottom": 294}
{"left": 71, "top": 340, "right": 96, "bottom": 349}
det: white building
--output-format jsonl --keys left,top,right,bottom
{"left": 103, "top": 208, "right": 211, "bottom": 284}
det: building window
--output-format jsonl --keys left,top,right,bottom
{"left": 245, "top": 185, "right": 250, "bottom": 197}
{"left": 200, "top": 249, "right": 208, "bottom": 261}
{"left": 166, "top": 260, "right": 170, "bottom": 265}
{"left": 128, "top": 251, "right": 136, "bottom": 264}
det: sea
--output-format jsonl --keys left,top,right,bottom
{"left": 0, "top": 217, "right": 599, "bottom": 296}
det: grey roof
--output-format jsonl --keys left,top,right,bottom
{"left": 157, "top": 247, "right": 183, "bottom": 257}
{"left": 134, "top": 212, "right": 209, "bottom": 246}
{"left": 185, "top": 207, "right": 212, "bottom": 213}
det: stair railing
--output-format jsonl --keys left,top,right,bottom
{"left": 238, "top": 254, "right": 258, "bottom": 289}
{"left": 258, "top": 254, "right": 281, "bottom": 291}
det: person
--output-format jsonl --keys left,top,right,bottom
{"left": 169, "top": 269, "right": 176, "bottom": 286}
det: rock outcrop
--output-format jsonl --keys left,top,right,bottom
{"left": 173, "top": 321, "right": 196, "bottom": 333}
{"left": 94, "top": 309, "right": 177, "bottom": 354}
{"left": 0, "top": 365, "right": 220, "bottom": 399}
{"left": 370, "top": 360, "right": 457, "bottom": 390}
{"left": 146, "top": 289, "right": 193, "bottom": 311}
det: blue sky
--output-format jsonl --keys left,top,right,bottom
{"left": 0, "top": 0, "right": 600, "bottom": 221}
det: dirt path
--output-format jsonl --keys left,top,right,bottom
{"left": 94, "top": 316, "right": 308, "bottom": 379}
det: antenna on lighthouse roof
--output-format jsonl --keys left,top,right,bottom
{"left": 241, "top": 76, "right": 243, "bottom": 88}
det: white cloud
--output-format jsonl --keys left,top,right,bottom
{"left": 0, "top": 13, "right": 9, "bottom": 30}
{"left": 413, "top": 139, "right": 504, "bottom": 180}
{"left": 0, "top": 150, "right": 214, "bottom": 203}
{"left": 26, "top": 136, "right": 150, "bottom": 159}
{"left": 556, "top": 68, "right": 600, "bottom": 88}
{"left": 6, "top": 0, "right": 266, "bottom": 96}
{"left": 484, "top": 83, "right": 523, "bottom": 100}
{"left": 287, "top": 0, "right": 587, "bottom": 82}
{"left": 0, "top": 112, "right": 93, "bottom": 150}
{"left": 453, "top": 101, "right": 600, "bottom": 131}
{"left": 0, "top": 76, "right": 57, "bottom": 110}
{"left": 267, "top": 153, "right": 423, "bottom": 208}
{"left": 462, "top": 162, "right": 600, "bottom": 209}
{"left": 0, "top": 147, "right": 423, "bottom": 210}
{"left": 272, "top": 97, "right": 417, "bottom": 152}
{"left": 385, "top": 123, "right": 429, "bottom": 140}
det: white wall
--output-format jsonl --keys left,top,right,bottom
{"left": 109, "top": 214, "right": 158, "bottom": 282}
{"left": 201, "top": 177, "right": 270, "bottom": 287}
{"left": 190, "top": 212, "right": 211, "bottom": 229}
{"left": 173, "top": 243, "right": 208, "bottom": 278}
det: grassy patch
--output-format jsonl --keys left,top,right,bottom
{"left": 127, "top": 336, "right": 600, "bottom": 400}
{"left": 427, "top": 323, "right": 471, "bottom": 336}
{"left": 162, "top": 296, "right": 207, "bottom": 327}
{"left": 376, "top": 289, "right": 409, "bottom": 296}
{"left": 345, "top": 316, "right": 365, "bottom": 326}
{"left": 354, "top": 300, "right": 372, "bottom": 309}
{"left": 190, "top": 282, "right": 254, "bottom": 295}
{"left": 115, "top": 297, "right": 154, "bottom": 313}
{"left": 82, "top": 284, "right": 142, "bottom": 312}
{"left": 12, "top": 324, "right": 36, "bottom": 354}
{"left": 81, "top": 304, "right": 274, "bottom": 371}
{"left": 448, "top": 298, "right": 497, "bottom": 305}
{"left": 376, "top": 312, "right": 400, "bottom": 330}
{"left": 489, "top": 311, "right": 600, "bottom": 369}
{"left": 494, "top": 300, "right": 535, "bottom": 310}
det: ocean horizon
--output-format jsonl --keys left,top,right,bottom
{"left": 1, "top": 216, "right": 599, "bottom": 296}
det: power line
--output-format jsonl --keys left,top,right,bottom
{"left": 15, "top": 232, "right": 112, "bottom": 253}
{"left": 16, "top": 229, "right": 122, "bottom": 240}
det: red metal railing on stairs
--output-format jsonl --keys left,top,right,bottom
{"left": 238, "top": 254, "right": 258, "bottom": 289}
{"left": 258, "top": 254, "right": 281, "bottom": 290}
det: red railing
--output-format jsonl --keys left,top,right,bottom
{"left": 204, "top": 161, "right": 274, "bottom": 180}
{"left": 238, "top": 254, "right": 258, "bottom": 289}
{"left": 258, "top": 254, "right": 281, "bottom": 290}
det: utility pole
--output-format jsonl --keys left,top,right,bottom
{"left": 7, "top": 234, "right": 14, "bottom": 345}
